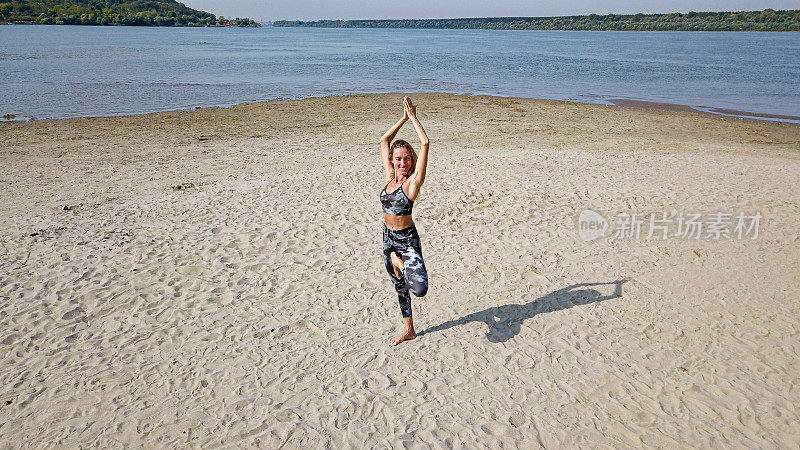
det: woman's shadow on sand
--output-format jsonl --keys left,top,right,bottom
{"left": 418, "top": 280, "right": 627, "bottom": 343}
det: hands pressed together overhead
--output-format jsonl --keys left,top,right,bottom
{"left": 403, "top": 95, "right": 416, "bottom": 120}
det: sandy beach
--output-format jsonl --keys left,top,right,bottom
{"left": 1, "top": 93, "right": 799, "bottom": 447}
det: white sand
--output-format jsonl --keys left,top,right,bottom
{"left": 1, "top": 93, "right": 799, "bottom": 447}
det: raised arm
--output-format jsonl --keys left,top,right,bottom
{"left": 380, "top": 106, "right": 408, "bottom": 180}
{"left": 405, "top": 97, "right": 429, "bottom": 192}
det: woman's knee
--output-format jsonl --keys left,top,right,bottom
{"left": 403, "top": 255, "right": 428, "bottom": 297}
{"left": 409, "top": 280, "right": 428, "bottom": 297}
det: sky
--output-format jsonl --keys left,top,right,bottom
{"left": 180, "top": 0, "right": 800, "bottom": 22}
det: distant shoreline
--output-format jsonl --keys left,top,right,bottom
{"left": 273, "top": 9, "right": 800, "bottom": 32}
{"left": 0, "top": 22, "right": 260, "bottom": 27}
{"left": 0, "top": 0, "right": 260, "bottom": 27}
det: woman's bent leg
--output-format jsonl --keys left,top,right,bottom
{"left": 384, "top": 229, "right": 413, "bottom": 318}
{"left": 397, "top": 228, "right": 428, "bottom": 298}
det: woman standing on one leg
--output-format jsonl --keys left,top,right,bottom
{"left": 380, "top": 96, "right": 430, "bottom": 346}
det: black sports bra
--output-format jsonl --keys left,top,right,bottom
{"left": 380, "top": 181, "right": 414, "bottom": 216}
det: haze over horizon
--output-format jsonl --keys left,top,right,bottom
{"left": 181, "top": 0, "right": 800, "bottom": 22}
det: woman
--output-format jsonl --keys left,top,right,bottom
{"left": 380, "top": 96, "right": 430, "bottom": 346}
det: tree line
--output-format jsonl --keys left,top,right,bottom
{"left": 0, "top": 0, "right": 260, "bottom": 27}
{"left": 273, "top": 9, "right": 800, "bottom": 31}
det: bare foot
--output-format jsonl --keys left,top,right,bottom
{"left": 390, "top": 251, "right": 404, "bottom": 279}
{"left": 390, "top": 329, "right": 416, "bottom": 346}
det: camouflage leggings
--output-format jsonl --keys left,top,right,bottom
{"left": 383, "top": 224, "right": 429, "bottom": 318}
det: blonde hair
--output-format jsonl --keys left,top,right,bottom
{"left": 389, "top": 139, "right": 417, "bottom": 178}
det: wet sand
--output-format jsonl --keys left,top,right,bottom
{"left": 608, "top": 98, "right": 800, "bottom": 123}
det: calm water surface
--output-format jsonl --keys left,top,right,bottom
{"left": 1, "top": 25, "right": 798, "bottom": 121}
